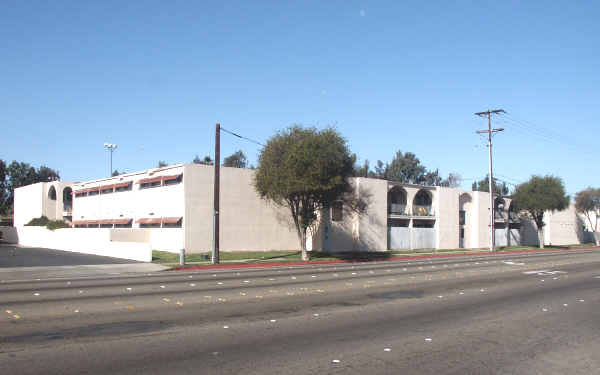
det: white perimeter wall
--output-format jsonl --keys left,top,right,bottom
{"left": 11, "top": 227, "right": 151, "bottom": 262}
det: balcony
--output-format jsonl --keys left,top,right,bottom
{"left": 494, "top": 211, "right": 506, "bottom": 222}
{"left": 413, "top": 205, "right": 434, "bottom": 217}
{"left": 63, "top": 204, "right": 73, "bottom": 216}
{"left": 388, "top": 204, "right": 408, "bottom": 216}
{"left": 509, "top": 211, "right": 521, "bottom": 222}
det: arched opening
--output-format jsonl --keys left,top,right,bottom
{"left": 459, "top": 193, "right": 472, "bottom": 248}
{"left": 494, "top": 197, "right": 508, "bottom": 246}
{"left": 413, "top": 190, "right": 433, "bottom": 216}
{"left": 63, "top": 187, "right": 73, "bottom": 213}
{"left": 507, "top": 202, "right": 521, "bottom": 246}
{"left": 388, "top": 186, "right": 407, "bottom": 215}
{"left": 48, "top": 186, "right": 57, "bottom": 200}
{"left": 494, "top": 197, "right": 506, "bottom": 221}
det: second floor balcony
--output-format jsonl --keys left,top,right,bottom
{"left": 413, "top": 205, "right": 434, "bottom": 217}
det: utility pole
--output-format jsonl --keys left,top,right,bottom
{"left": 475, "top": 109, "right": 504, "bottom": 252}
{"left": 212, "top": 124, "right": 220, "bottom": 264}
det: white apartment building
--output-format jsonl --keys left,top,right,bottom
{"left": 8, "top": 163, "right": 592, "bottom": 261}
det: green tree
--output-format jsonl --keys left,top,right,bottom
{"left": 511, "top": 175, "right": 570, "bottom": 248}
{"left": 157, "top": 161, "right": 168, "bottom": 168}
{"left": 574, "top": 187, "right": 600, "bottom": 245}
{"left": 223, "top": 150, "right": 247, "bottom": 168}
{"left": 472, "top": 175, "right": 509, "bottom": 196}
{"left": 112, "top": 170, "right": 121, "bottom": 176}
{"left": 386, "top": 151, "right": 426, "bottom": 184}
{"left": 0, "top": 160, "right": 8, "bottom": 215}
{"left": 3, "top": 161, "right": 60, "bottom": 215}
{"left": 441, "top": 172, "right": 462, "bottom": 188}
{"left": 254, "top": 126, "right": 355, "bottom": 261}
{"left": 193, "top": 155, "right": 213, "bottom": 165}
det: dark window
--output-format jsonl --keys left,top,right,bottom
{"left": 114, "top": 223, "right": 133, "bottom": 228}
{"left": 459, "top": 210, "right": 466, "bottom": 225}
{"left": 331, "top": 202, "right": 343, "bottom": 222}
{"left": 163, "top": 175, "right": 183, "bottom": 186}
{"left": 413, "top": 220, "right": 435, "bottom": 228}
{"left": 115, "top": 184, "right": 132, "bottom": 192}
{"left": 388, "top": 219, "right": 409, "bottom": 227}
{"left": 140, "top": 223, "right": 161, "bottom": 228}
{"left": 163, "top": 220, "right": 182, "bottom": 228}
{"left": 101, "top": 188, "right": 113, "bottom": 194}
{"left": 100, "top": 223, "right": 113, "bottom": 228}
{"left": 140, "top": 181, "right": 161, "bottom": 189}
{"left": 75, "top": 192, "right": 87, "bottom": 198}
{"left": 88, "top": 190, "right": 99, "bottom": 196}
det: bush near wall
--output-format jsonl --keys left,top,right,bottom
{"left": 25, "top": 216, "right": 71, "bottom": 231}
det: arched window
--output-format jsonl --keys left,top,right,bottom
{"left": 413, "top": 190, "right": 433, "bottom": 216}
{"left": 48, "top": 186, "right": 57, "bottom": 200}
{"left": 388, "top": 186, "right": 407, "bottom": 215}
{"left": 63, "top": 187, "right": 73, "bottom": 212}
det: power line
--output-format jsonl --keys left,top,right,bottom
{"left": 220, "top": 127, "right": 266, "bottom": 147}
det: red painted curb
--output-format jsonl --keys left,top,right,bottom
{"left": 168, "top": 246, "right": 599, "bottom": 272}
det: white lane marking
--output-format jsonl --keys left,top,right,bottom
{"left": 189, "top": 283, "right": 196, "bottom": 287}
{"left": 578, "top": 299, "right": 585, "bottom": 302}
{"left": 563, "top": 303, "right": 568, "bottom": 307}
{"left": 384, "top": 348, "right": 391, "bottom": 352}
{"left": 160, "top": 285, "right": 166, "bottom": 289}
{"left": 270, "top": 319, "right": 277, "bottom": 323}
{"left": 480, "top": 289, "right": 485, "bottom": 292}
{"left": 524, "top": 270, "right": 566, "bottom": 276}
{"left": 437, "top": 295, "right": 444, "bottom": 299}
{"left": 542, "top": 308, "right": 548, "bottom": 312}
{"left": 503, "top": 261, "right": 525, "bottom": 266}
{"left": 269, "top": 278, "right": 275, "bottom": 281}
{"left": 332, "top": 359, "right": 340, "bottom": 363}
{"left": 313, "top": 313, "right": 319, "bottom": 317}
{"left": 459, "top": 291, "right": 465, "bottom": 295}
{"left": 217, "top": 282, "right": 223, "bottom": 285}
{"left": 223, "top": 325, "right": 229, "bottom": 329}
{"left": 425, "top": 338, "right": 432, "bottom": 342}
{"left": 126, "top": 287, "right": 132, "bottom": 291}
{"left": 79, "top": 290, "right": 84, "bottom": 294}
{"left": 243, "top": 280, "right": 250, "bottom": 283}
{"left": 33, "top": 293, "right": 40, "bottom": 296}
{"left": 311, "top": 275, "right": 317, "bottom": 278}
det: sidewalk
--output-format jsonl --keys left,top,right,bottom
{"left": 0, "top": 263, "right": 168, "bottom": 282}
{"left": 170, "top": 246, "right": 599, "bottom": 271}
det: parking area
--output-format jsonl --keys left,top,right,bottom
{"left": 0, "top": 243, "right": 137, "bottom": 268}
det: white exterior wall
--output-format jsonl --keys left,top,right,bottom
{"left": 14, "top": 182, "right": 44, "bottom": 227}
{"left": 72, "top": 165, "right": 185, "bottom": 252}
{"left": 544, "top": 203, "right": 585, "bottom": 246}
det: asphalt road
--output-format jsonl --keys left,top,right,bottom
{"left": 1, "top": 249, "right": 599, "bottom": 374}
{"left": 0, "top": 243, "right": 136, "bottom": 267}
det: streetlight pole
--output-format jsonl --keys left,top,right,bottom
{"left": 103, "top": 143, "right": 118, "bottom": 176}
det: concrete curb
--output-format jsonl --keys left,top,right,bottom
{"left": 169, "top": 246, "right": 600, "bottom": 271}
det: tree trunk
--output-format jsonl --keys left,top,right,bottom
{"left": 537, "top": 227, "right": 544, "bottom": 249}
{"left": 295, "top": 225, "right": 309, "bottom": 261}
{"left": 594, "top": 232, "right": 600, "bottom": 247}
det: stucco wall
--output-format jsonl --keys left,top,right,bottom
{"left": 437, "top": 187, "right": 459, "bottom": 249}
{"left": 184, "top": 164, "right": 299, "bottom": 253}
{"left": 355, "top": 178, "right": 387, "bottom": 251}
{"left": 544, "top": 204, "right": 585, "bottom": 246}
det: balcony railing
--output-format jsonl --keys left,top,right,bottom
{"left": 494, "top": 211, "right": 506, "bottom": 221}
{"left": 63, "top": 204, "right": 72, "bottom": 216}
{"left": 388, "top": 204, "right": 408, "bottom": 216}
{"left": 413, "top": 205, "right": 434, "bottom": 217}
{"left": 509, "top": 212, "right": 521, "bottom": 222}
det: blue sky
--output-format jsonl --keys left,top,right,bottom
{"left": 2, "top": 1, "right": 598, "bottom": 196}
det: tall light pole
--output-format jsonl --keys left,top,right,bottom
{"left": 104, "top": 143, "right": 118, "bottom": 176}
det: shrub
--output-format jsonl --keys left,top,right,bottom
{"left": 25, "top": 216, "right": 50, "bottom": 226}
{"left": 25, "top": 216, "right": 71, "bottom": 230}
{"left": 46, "top": 220, "right": 71, "bottom": 230}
